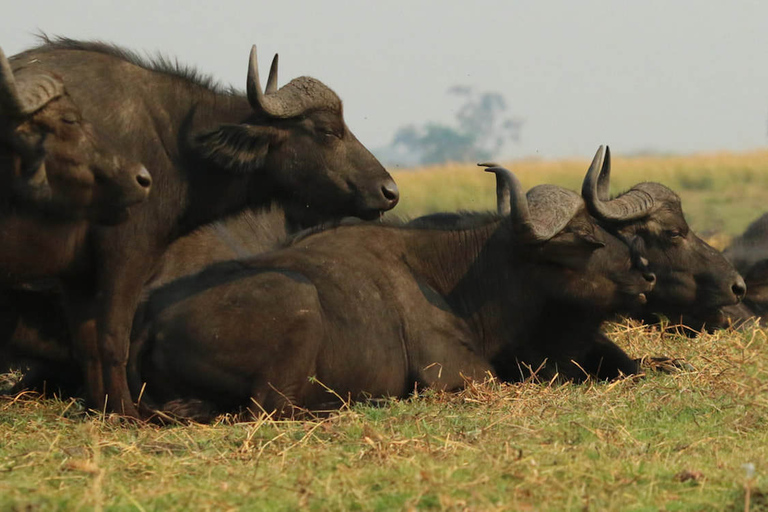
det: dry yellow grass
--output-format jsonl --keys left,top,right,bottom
{"left": 390, "top": 149, "right": 768, "bottom": 237}
{"left": 1, "top": 320, "right": 767, "bottom": 510}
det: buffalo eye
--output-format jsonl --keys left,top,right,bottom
{"left": 665, "top": 229, "right": 683, "bottom": 239}
{"left": 317, "top": 126, "right": 341, "bottom": 140}
{"left": 61, "top": 111, "right": 80, "bottom": 125}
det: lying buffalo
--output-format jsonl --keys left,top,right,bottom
{"left": 717, "top": 213, "right": 768, "bottom": 325}
{"left": 581, "top": 147, "right": 745, "bottom": 330}
{"left": 10, "top": 37, "right": 399, "bottom": 416}
{"left": 0, "top": 203, "right": 344, "bottom": 394}
{"left": 132, "top": 164, "right": 656, "bottom": 420}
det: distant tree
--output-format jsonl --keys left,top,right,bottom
{"left": 388, "top": 87, "right": 523, "bottom": 166}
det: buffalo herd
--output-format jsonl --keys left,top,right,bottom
{"left": 0, "top": 38, "right": 762, "bottom": 422}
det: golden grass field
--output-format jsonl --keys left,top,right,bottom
{"left": 390, "top": 149, "right": 768, "bottom": 245}
{"left": 2, "top": 150, "right": 768, "bottom": 510}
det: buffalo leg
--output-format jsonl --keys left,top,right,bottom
{"left": 99, "top": 279, "right": 147, "bottom": 417}
{"left": 61, "top": 288, "right": 105, "bottom": 409}
{"left": 579, "top": 333, "right": 640, "bottom": 380}
{"left": 415, "top": 336, "right": 496, "bottom": 391}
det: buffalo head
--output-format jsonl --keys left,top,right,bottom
{"left": 581, "top": 146, "right": 745, "bottom": 326}
{"left": 194, "top": 47, "right": 398, "bottom": 222}
{"left": 482, "top": 164, "right": 655, "bottom": 314}
{"left": 0, "top": 47, "right": 152, "bottom": 224}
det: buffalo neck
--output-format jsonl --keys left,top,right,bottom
{"left": 173, "top": 92, "right": 272, "bottom": 235}
{"left": 134, "top": 83, "right": 275, "bottom": 238}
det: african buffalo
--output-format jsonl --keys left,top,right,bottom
{"left": 10, "top": 37, "right": 398, "bottom": 416}
{"left": 0, "top": 204, "right": 336, "bottom": 395}
{"left": 132, "top": 164, "right": 655, "bottom": 420}
{"left": 581, "top": 146, "right": 745, "bottom": 329}
{"left": 0, "top": 206, "right": 293, "bottom": 394}
{"left": 1, "top": 47, "right": 152, "bottom": 281}
{"left": 0, "top": 46, "right": 153, "bottom": 394}
{"left": 717, "top": 213, "right": 768, "bottom": 325}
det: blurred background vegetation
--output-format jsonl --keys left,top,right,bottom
{"left": 389, "top": 150, "right": 768, "bottom": 242}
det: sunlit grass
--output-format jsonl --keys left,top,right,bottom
{"left": 390, "top": 149, "right": 768, "bottom": 237}
{"left": 1, "top": 321, "right": 767, "bottom": 510}
{"left": 3, "top": 150, "right": 768, "bottom": 510}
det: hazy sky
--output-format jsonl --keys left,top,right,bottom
{"left": 3, "top": 0, "right": 767, "bottom": 164}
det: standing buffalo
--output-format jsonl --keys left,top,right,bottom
{"left": 8, "top": 37, "right": 398, "bottom": 416}
{"left": 0, "top": 46, "right": 152, "bottom": 265}
{"left": 1, "top": 44, "right": 152, "bottom": 281}
{"left": 581, "top": 146, "right": 745, "bottom": 329}
{"left": 132, "top": 164, "right": 656, "bottom": 420}
{"left": 0, "top": 45, "right": 152, "bottom": 394}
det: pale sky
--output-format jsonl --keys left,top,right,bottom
{"left": 3, "top": 0, "right": 767, "bottom": 164}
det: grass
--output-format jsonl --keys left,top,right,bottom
{"left": 389, "top": 149, "right": 768, "bottom": 239}
{"left": 3, "top": 149, "right": 768, "bottom": 510}
{"left": 2, "top": 321, "right": 767, "bottom": 510}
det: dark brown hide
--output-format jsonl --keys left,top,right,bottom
{"left": 134, "top": 179, "right": 653, "bottom": 420}
{"left": 9, "top": 38, "right": 398, "bottom": 416}
{"left": 1, "top": 207, "right": 294, "bottom": 394}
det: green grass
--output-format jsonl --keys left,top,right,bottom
{"left": 2, "top": 321, "right": 767, "bottom": 510}
{"left": 3, "top": 150, "right": 768, "bottom": 510}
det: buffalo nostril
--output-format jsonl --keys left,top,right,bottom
{"left": 643, "top": 272, "right": 656, "bottom": 285}
{"left": 381, "top": 180, "right": 399, "bottom": 206}
{"left": 135, "top": 166, "right": 152, "bottom": 189}
{"left": 732, "top": 277, "right": 747, "bottom": 300}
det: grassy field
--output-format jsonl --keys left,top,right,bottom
{"left": 389, "top": 149, "right": 768, "bottom": 242}
{"left": 3, "top": 150, "right": 768, "bottom": 510}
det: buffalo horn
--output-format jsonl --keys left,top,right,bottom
{"left": 247, "top": 46, "right": 294, "bottom": 118}
{"left": 0, "top": 47, "right": 64, "bottom": 118}
{"left": 581, "top": 145, "right": 654, "bottom": 222}
{"left": 246, "top": 45, "right": 340, "bottom": 119}
{"left": 265, "top": 54, "right": 279, "bottom": 94}
{"left": 478, "top": 162, "right": 511, "bottom": 216}
{"left": 0, "top": 47, "right": 24, "bottom": 117}
{"left": 480, "top": 163, "right": 573, "bottom": 241}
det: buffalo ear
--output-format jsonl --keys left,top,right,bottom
{"left": 194, "top": 124, "right": 278, "bottom": 173}
{"left": 535, "top": 231, "right": 603, "bottom": 270}
{"left": 577, "top": 230, "right": 606, "bottom": 248}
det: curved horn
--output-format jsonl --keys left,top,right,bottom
{"left": 581, "top": 145, "right": 654, "bottom": 222}
{"left": 525, "top": 185, "right": 584, "bottom": 241}
{"left": 0, "top": 47, "right": 64, "bottom": 118}
{"left": 480, "top": 163, "right": 583, "bottom": 241}
{"left": 246, "top": 45, "right": 266, "bottom": 113}
{"left": 0, "top": 47, "right": 24, "bottom": 117}
{"left": 265, "top": 54, "right": 279, "bottom": 94}
{"left": 478, "top": 162, "right": 510, "bottom": 216}
{"left": 246, "top": 46, "right": 292, "bottom": 118}
{"left": 246, "top": 45, "right": 342, "bottom": 119}
{"left": 15, "top": 74, "right": 65, "bottom": 116}
{"left": 479, "top": 163, "right": 532, "bottom": 233}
